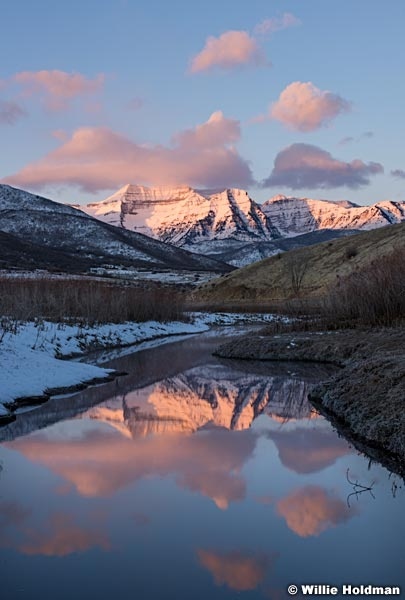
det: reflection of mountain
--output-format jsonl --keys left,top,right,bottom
{"left": 84, "top": 363, "right": 323, "bottom": 437}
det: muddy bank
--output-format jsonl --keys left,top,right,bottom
{"left": 215, "top": 328, "right": 405, "bottom": 471}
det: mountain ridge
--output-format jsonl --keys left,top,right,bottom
{"left": 0, "top": 184, "right": 232, "bottom": 273}
{"left": 75, "top": 184, "right": 405, "bottom": 266}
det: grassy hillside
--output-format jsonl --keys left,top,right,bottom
{"left": 195, "top": 222, "right": 405, "bottom": 307}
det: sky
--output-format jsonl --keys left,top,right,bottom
{"left": 1, "top": 0, "right": 404, "bottom": 206}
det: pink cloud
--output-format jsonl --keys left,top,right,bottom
{"left": 51, "top": 129, "right": 69, "bottom": 141}
{"left": 173, "top": 110, "right": 240, "bottom": 147}
{"left": 3, "top": 111, "right": 253, "bottom": 193}
{"left": 270, "top": 82, "right": 351, "bottom": 132}
{"left": 277, "top": 486, "right": 357, "bottom": 537}
{"left": 197, "top": 550, "right": 272, "bottom": 591}
{"left": 254, "top": 13, "right": 301, "bottom": 36}
{"left": 269, "top": 427, "right": 352, "bottom": 474}
{"left": 190, "top": 30, "right": 267, "bottom": 73}
{"left": 262, "top": 143, "right": 383, "bottom": 189}
{"left": 13, "top": 70, "right": 104, "bottom": 111}
{"left": 0, "top": 99, "right": 26, "bottom": 124}
{"left": 7, "top": 427, "right": 255, "bottom": 506}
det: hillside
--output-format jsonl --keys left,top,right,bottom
{"left": 195, "top": 221, "right": 405, "bottom": 306}
{"left": 0, "top": 185, "right": 231, "bottom": 274}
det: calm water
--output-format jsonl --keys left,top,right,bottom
{"left": 0, "top": 329, "right": 404, "bottom": 600}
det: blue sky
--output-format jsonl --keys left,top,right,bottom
{"left": 1, "top": 0, "right": 404, "bottom": 205}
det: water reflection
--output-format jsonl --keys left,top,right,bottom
{"left": 276, "top": 485, "right": 357, "bottom": 537}
{"left": 1, "top": 331, "right": 404, "bottom": 599}
{"left": 197, "top": 549, "right": 274, "bottom": 592}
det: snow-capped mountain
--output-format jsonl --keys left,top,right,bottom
{"left": 78, "top": 184, "right": 405, "bottom": 266}
{"left": 81, "top": 184, "right": 275, "bottom": 247}
{"left": 0, "top": 184, "right": 231, "bottom": 273}
{"left": 262, "top": 195, "right": 405, "bottom": 237}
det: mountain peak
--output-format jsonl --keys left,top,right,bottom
{"left": 76, "top": 184, "right": 405, "bottom": 266}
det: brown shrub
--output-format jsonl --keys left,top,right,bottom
{"left": 0, "top": 276, "right": 186, "bottom": 324}
{"left": 322, "top": 246, "right": 405, "bottom": 327}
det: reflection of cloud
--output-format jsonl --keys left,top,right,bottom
{"left": 18, "top": 513, "right": 110, "bottom": 556}
{"left": 262, "top": 143, "right": 383, "bottom": 190}
{"left": 3, "top": 112, "right": 253, "bottom": 192}
{"left": 277, "top": 486, "right": 356, "bottom": 537}
{"left": 8, "top": 428, "right": 256, "bottom": 508}
{"left": 197, "top": 549, "right": 271, "bottom": 591}
{"left": 270, "top": 82, "right": 351, "bottom": 132}
{"left": 190, "top": 31, "right": 266, "bottom": 73}
{"left": 269, "top": 427, "right": 352, "bottom": 474}
{"left": 0, "top": 501, "right": 31, "bottom": 527}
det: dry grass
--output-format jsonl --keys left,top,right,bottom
{"left": 0, "top": 276, "right": 186, "bottom": 324}
{"left": 196, "top": 222, "right": 405, "bottom": 305}
{"left": 322, "top": 247, "right": 405, "bottom": 327}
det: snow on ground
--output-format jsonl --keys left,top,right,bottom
{"left": 0, "top": 311, "right": 282, "bottom": 415}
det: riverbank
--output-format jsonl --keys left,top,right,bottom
{"left": 0, "top": 312, "right": 279, "bottom": 420}
{"left": 215, "top": 327, "right": 405, "bottom": 472}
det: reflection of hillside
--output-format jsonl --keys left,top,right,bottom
{"left": 84, "top": 363, "right": 322, "bottom": 437}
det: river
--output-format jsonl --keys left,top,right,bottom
{"left": 0, "top": 328, "right": 404, "bottom": 599}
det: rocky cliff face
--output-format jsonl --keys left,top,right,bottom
{"left": 78, "top": 185, "right": 405, "bottom": 266}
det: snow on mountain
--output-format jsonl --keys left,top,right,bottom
{"left": 78, "top": 184, "right": 405, "bottom": 266}
{"left": 0, "top": 184, "right": 231, "bottom": 272}
{"left": 261, "top": 195, "right": 405, "bottom": 237}
{"left": 81, "top": 184, "right": 275, "bottom": 247}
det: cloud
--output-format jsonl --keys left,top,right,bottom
{"left": 391, "top": 169, "right": 405, "bottom": 179}
{"left": 277, "top": 486, "right": 357, "bottom": 537}
{"left": 269, "top": 427, "right": 352, "bottom": 474}
{"left": 190, "top": 31, "right": 267, "bottom": 73}
{"left": 254, "top": 13, "right": 301, "bottom": 36}
{"left": 197, "top": 550, "right": 271, "bottom": 591}
{"left": 3, "top": 111, "right": 253, "bottom": 193}
{"left": 270, "top": 82, "right": 351, "bottom": 132}
{"left": 339, "top": 131, "right": 374, "bottom": 146}
{"left": 12, "top": 70, "right": 104, "bottom": 111}
{"left": 18, "top": 513, "right": 110, "bottom": 556}
{"left": 262, "top": 143, "right": 383, "bottom": 189}
{"left": 173, "top": 110, "right": 240, "bottom": 147}
{"left": 0, "top": 99, "right": 26, "bottom": 124}
{"left": 338, "top": 136, "right": 355, "bottom": 146}
{"left": 8, "top": 426, "right": 256, "bottom": 508}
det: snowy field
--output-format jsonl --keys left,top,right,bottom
{"left": 0, "top": 312, "right": 280, "bottom": 417}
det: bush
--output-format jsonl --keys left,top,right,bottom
{"left": 322, "top": 246, "right": 405, "bottom": 326}
{"left": 345, "top": 246, "right": 358, "bottom": 260}
{"left": 0, "top": 276, "right": 186, "bottom": 325}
